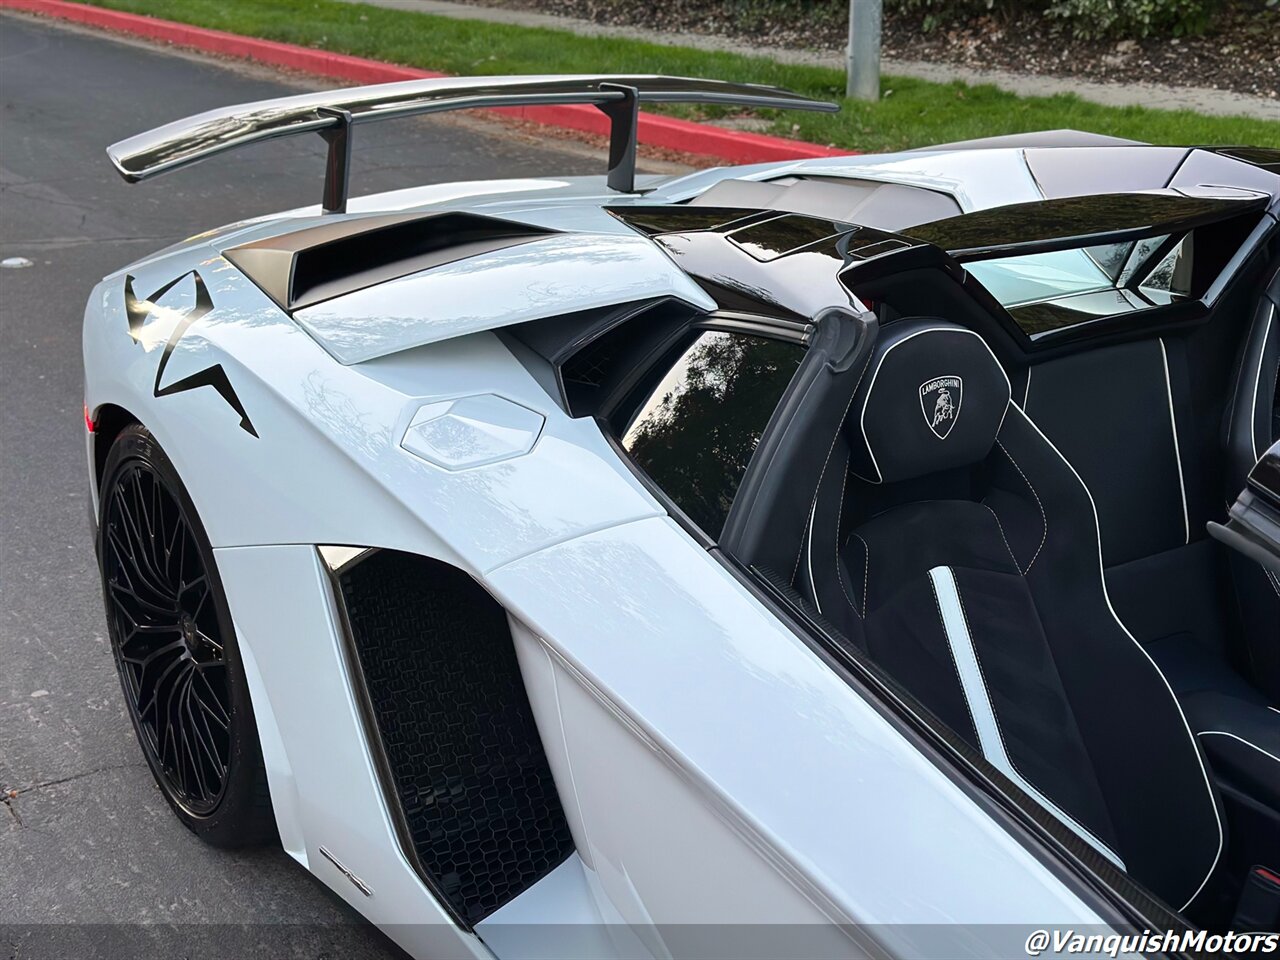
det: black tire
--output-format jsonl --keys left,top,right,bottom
{"left": 97, "top": 423, "right": 276, "bottom": 848}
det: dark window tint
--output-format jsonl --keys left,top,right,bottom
{"left": 621, "top": 332, "right": 804, "bottom": 537}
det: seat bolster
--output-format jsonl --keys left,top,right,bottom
{"left": 1184, "top": 690, "right": 1280, "bottom": 815}
{"left": 799, "top": 440, "right": 866, "bottom": 644}
{"left": 1226, "top": 267, "right": 1280, "bottom": 494}
{"left": 1228, "top": 552, "right": 1280, "bottom": 702}
{"left": 990, "top": 405, "right": 1225, "bottom": 911}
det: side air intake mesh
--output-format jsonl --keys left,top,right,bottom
{"left": 336, "top": 550, "right": 573, "bottom": 925}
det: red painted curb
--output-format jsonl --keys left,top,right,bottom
{"left": 0, "top": 0, "right": 851, "bottom": 165}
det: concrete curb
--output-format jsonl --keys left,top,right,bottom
{"left": 0, "top": 0, "right": 853, "bottom": 164}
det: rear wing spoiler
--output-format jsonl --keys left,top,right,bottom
{"left": 106, "top": 74, "right": 838, "bottom": 212}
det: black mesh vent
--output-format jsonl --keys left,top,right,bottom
{"left": 337, "top": 551, "right": 573, "bottom": 925}
{"left": 562, "top": 333, "right": 619, "bottom": 389}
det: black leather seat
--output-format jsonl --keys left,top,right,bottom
{"left": 1173, "top": 263, "right": 1280, "bottom": 817}
{"left": 1224, "top": 265, "right": 1280, "bottom": 698}
{"left": 797, "top": 318, "right": 1224, "bottom": 911}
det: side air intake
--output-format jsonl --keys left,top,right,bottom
{"left": 326, "top": 549, "right": 573, "bottom": 926}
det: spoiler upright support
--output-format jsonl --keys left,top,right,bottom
{"left": 317, "top": 107, "right": 354, "bottom": 215}
{"left": 106, "top": 74, "right": 838, "bottom": 213}
{"left": 598, "top": 83, "right": 640, "bottom": 195}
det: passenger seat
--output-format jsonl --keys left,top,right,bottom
{"left": 797, "top": 319, "right": 1224, "bottom": 911}
{"left": 1178, "top": 264, "right": 1280, "bottom": 823}
{"left": 1224, "top": 263, "right": 1280, "bottom": 699}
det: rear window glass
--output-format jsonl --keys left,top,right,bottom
{"left": 621, "top": 331, "right": 804, "bottom": 537}
{"left": 967, "top": 235, "right": 1194, "bottom": 338}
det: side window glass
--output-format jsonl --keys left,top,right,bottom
{"left": 621, "top": 331, "right": 804, "bottom": 538}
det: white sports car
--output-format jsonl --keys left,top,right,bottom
{"left": 83, "top": 75, "right": 1280, "bottom": 959}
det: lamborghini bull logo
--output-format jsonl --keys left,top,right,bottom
{"left": 919, "top": 376, "right": 963, "bottom": 439}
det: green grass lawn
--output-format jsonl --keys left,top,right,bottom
{"left": 86, "top": 0, "right": 1279, "bottom": 151}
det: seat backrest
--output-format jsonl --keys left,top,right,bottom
{"left": 1227, "top": 264, "right": 1280, "bottom": 492}
{"left": 1224, "top": 262, "right": 1280, "bottom": 698}
{"left": 800, "top": 318, "right": 1224, "bottom": 911}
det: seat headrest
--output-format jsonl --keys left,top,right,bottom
{"left": 848, "top": 319, "right": 1011, "bottom": 484}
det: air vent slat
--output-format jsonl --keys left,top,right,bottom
{"left": 226, "top": 212, "right": 556, "bottom": 312}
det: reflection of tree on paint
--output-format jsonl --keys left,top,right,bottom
{"left": 624, "top": 332, "right": 803, "bottom": 537}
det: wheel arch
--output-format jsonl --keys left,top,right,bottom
{"left": 90, "top": 402, "right": 141, "bottom": 494}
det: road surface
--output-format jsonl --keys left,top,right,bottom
{"left": 0, "top": 13, "right": 619, "bottom": 956}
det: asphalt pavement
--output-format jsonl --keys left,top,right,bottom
{"left": 0, "top": 13, "right": 608, "bottom": 956}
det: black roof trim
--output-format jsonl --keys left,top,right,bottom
{"left": 907, "top": 190, "right": 1270, "bottom": 261}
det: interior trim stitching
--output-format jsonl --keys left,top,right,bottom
{"left": 929, "top": 566, "right": 1126, "bottom": 869}
{"left": 802, "top": 495, "right": 822, "bottom": 613}
{"left": 799, "top": 351, "right": 872, "bottom": 597}
{"left": 852, "top": 532, "right": 871, "bottom": 618}
{"left": 982, "top": 503, "right": 1023, "bottom": 574}
{"left": 1009, "top": 405, "right": 1224, "bottom": 912}
{"left": 994, "top": 436, "right": 1047, "bottom": 573}
{"left": 1158, "top": 338, "right": 1191, "bottom": 545}
{"left": 1250, "top": 302, "right": 1275, "bottom": 463}
{"left": 1197, "top": 730, "right": 1280, "bottom": 767}
{"left": 835, "top": 559, "right": 862, "bottom": 622}
{"left": 949, "top": 569, "right": 1122, "bottom": 864}
{"left": 832, "top": 457, "right": 863, "bottom": 620}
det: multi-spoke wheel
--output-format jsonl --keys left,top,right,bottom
{"left": 98, "top": 424, "right": 275, "bottom": 846}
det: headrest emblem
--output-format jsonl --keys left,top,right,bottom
{"left": 920, "top": 376, "right": 963, "bottom": 440}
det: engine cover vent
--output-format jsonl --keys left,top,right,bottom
{"left": 226, "top": 211, "right": 555, "bottom": 312}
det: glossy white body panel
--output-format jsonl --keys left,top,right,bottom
{"left": 83, "top": 144, "right": 1139, "bottom": 958}
{"left": 86, "top": 256, "right": 663, "bottom": 570}
{"left": 488, "top": 520, "right": 1106, "bottom": 947}
{"left": 401, "top": 394, "right": 545, "bottom": 471}
{"left": 648, "top": 148, "right": 1045, "bottom": 212}
{"left": 213, "top": 544, "right": 494, "bottom": 960}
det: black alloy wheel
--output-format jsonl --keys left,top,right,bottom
{"left": 98, "top": 424, "right": 275, "bottom": 845}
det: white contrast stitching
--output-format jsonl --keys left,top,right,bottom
{"left": 832, "top": 466, "right": 865, "bottom": 620}
{"left": 795, "top": 497, "right": 815, "bottom": 583}
{"left": 982, "top": 503, "right": 1023, "bottom": 573}
{"left": 795, "top": 347, "right": 872, "bottom": 593}
{"left": 994, "top": 438, "right": 1047, "bottom": 573}
{"left": 1008, "top": 405, "right": 1223, "bottom": 912}
{"left": 1158, "top": 338, "right": 1190, "bottom": 545}
{"left": 951, "top": 572, "right": 1122, "bottom": 862}
{"left": 1249, "top": 303, "right": 1275, "bottom": 463}
{"left": 852, "top": 532, "right": 870, "bottom": 617}
{"left": 1197, "top": 731, "right": 1280, "bottom": 767}
{"left": 1266, "top": 569, "right": 1280, "bottom": 599}
{"left": 835, "top": 557, "right": 861, "bottom": 620}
